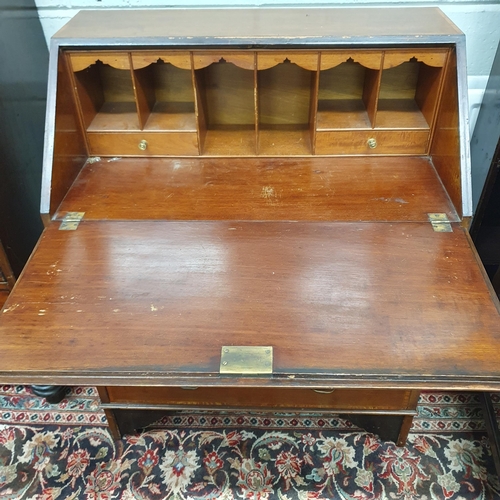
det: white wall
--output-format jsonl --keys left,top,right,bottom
{"left": 34, "top": 1, "right": 500, "bottom": 132}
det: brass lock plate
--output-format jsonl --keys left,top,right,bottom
{"left": 220, "top": 346, "right": 273, "bottom": 375}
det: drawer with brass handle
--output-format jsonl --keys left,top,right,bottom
{"left": 315, "top": 130, "right": 429, "bottom": 155}
{"left": 87, "top": 132, "right": 199, "bottom": 156}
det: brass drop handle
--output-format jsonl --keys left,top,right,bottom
{"left": 367, "top": 138, "right": 377, "bottom": 149}
{"left": 138, "top": 139, "right": 148, "bottom": 151}
{"left": 180, "top": 386, "right": 199, "bottom": 390}
{"left": 313, "top": 388, "right": 336, "bottom": 394}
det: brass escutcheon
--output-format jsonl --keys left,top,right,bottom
{"left": 367, "top": 138, "right": 377, "bottom": 149}
{"left": 138, "top": 139, "right": 148, "bottom": 151}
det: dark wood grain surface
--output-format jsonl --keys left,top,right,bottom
{"left": 1, "top": 220, "right": 499, "bottom": 388}
{"left": 53, "top": 8, "right": 462, "bottom": 42}
{"left": 55, "top": 157, "right": 458, "bottom": 222}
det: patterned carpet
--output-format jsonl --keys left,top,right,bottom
{"left": 1, "top": 385, "right": 500, "bottom": 499}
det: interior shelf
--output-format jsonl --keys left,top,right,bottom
{"left": 87, "top": 101, "right": 140, "bottom": 131}
{"left": 258, "top": 128, "right": 312, "bottom": 155}
{"left": 143, "top": 101, "right": 197, "bottom": 131}
{"left": 72, "top": 58, "right": 140, "bottom": 131}
{"left": 202, "top": 127, "right": 256, "bottom": 156}
{"left": 134, "top": 59, "right": 197, "bottom": 132}
{"left": 376, "top": 59, "right": 443, "bottom": 130}
{"left": 316, "top": 99, "right": 372, "bottom": 130}
{"left": 375, "top": 99, "right": 430, "bottom": 130}
{"left": 68, "top": 48, "right": 449, "bottom": 156}
{"left": 196, "top": 60, "right": 256, "bottom": 155}
{"left": 317, "top": 59, "right": 377, "bottom": 130}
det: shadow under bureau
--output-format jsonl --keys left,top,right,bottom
{"left": 1, "top": 7, "right": 499, "bottom": 445}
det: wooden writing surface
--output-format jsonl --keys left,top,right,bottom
{"left": 55, "top": 157, "right": 458, "bottom": 223}
{"left": 1, "top": 220, "right": 499, "bottom": 388}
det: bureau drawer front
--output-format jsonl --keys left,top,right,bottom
{"left": 105, "top": 386, "right": 415, "bottom": 411}
{"left": 88, "top": 132, "right": 199, "bottom": 156}
{"left": 315, "top": 130, "right": 429, "bottom": 155}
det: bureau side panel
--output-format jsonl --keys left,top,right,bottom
{"left": 41, "top": 46, "right": 87, "bottom": 219}
{"left": 430, "top": 48, "right": 463, "bottom": 218}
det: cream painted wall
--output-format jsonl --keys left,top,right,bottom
{"left": 34, "top": 1, "right": 500, "bottom": 132}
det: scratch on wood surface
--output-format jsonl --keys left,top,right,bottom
{"left": 2, "top": 303, "right": 20, "bottom": 314}
{"left": 261, "top": 185, "right": 282, "bottom": 206}
{"left": 46, "top": 261, "right": 60, "bottom": 275}
{"left": 261, "top": 186, "right": 275, "bottom": 199}
{"left": 373, "top": 197, "right": 409, "bottom": 204}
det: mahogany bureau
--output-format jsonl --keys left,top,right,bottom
{"left": 1, "top": 8, "right": 499, "bottom": 445}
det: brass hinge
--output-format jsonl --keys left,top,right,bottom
{"left": 220, "top": 346, "right": 273, "bottom": 375}
{"left": 428, "top": 213, "right": 452, "bottom": 232}
{"left": 59, "top": 212, "right": 85, "bottom": 231}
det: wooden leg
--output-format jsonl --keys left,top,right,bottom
{"left": 480, "top": 392, "right": 500, "bottom": 477}
{"left": 31, "top": 385, "right": 67, "bottom": 404}
{"left": 102, "top": 408, "right": 123, "bottom": 441}
{"left": 341, "top": 414, "right": 414, "bottom": 446}
{"left": 396, "top": 415, "right": 415, "bottom": 447}
{"left": 103, "top": 409, "right": 169, "bottom": 440}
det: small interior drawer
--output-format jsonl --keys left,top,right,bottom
{"left": 87, "top": 132, "right": 199, "bottom": 156}
{"left": 105, "top": 386, "right": 416, "bottom": 411}
{"left": 315, "top": 130, "right": 429, "bottom": 155}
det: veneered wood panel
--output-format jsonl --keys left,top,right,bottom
{"left": 131, "top": 52, "right": 191, "bottom": 70}
{"left": 258, "top": 52, "right": 318, "bottom": 71}
{"left": 196, "top": 62, "right": 255, "bottom": 127}
{"left": 106, "top": 386, "right": 414, "bottom": 410}
{"left": 69, "top": 52, "right": 130, "bottom": 72}
{"left": 430, "top": 49, "right": 462, "bottom": 216}
{"left": 193, "top": 52, "right": 254, "bottom": 70}
{"left": 55, "top": 157, "right": 457, "bottom": 222}
{"left": 315, "top": 130, "right": 429, "bottom": 155}
{"left": 87, "top": 132, "right": 199, "bottom": 156}
{"left": 47, "top": 51, "right": 88, "bottom": 217}
{"left": 258, "top": 64, "right": 314, "bottom": 126}
{"left": 202, "top": 129, "right": 256, "bottom": 156}
{"left": 53, "top": 9, "right": 463, "bottom": 42}
{"left": 383, "top": 49, "right": 448, "bottom": 69}
{"left": 1, "top": 221, "right": 499, "bottom": 387}
{"left": 321, "top": 51, "right": 382, "bottom": 71}
{"left": 415, "top": 63, "right": 445, "bottom": 129}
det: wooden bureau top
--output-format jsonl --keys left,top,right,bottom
{"left": 1, "top": 220, "right": 499, "bottom": 389}
{"left": 52, "top": 8, "right": 462, "bottom": 46}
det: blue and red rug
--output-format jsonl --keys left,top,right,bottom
{"left": 1, "top": 386, "right": 499, "bottom": 499}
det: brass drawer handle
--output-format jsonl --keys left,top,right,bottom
{"left": 138, "top": 139, "right": 148, "bottom": 151}
{"left": 367, "top": 138, "right": 377, "bottom": 149}
{"left": 313, "top": 388, "right": 336, "bottom": 394}
{"left": 180, "top": 386, "right": 199, "bottom": 390}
